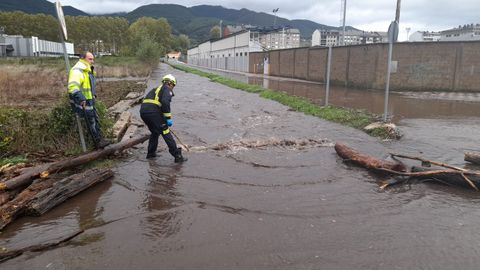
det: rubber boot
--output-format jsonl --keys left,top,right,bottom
{"left": 96, "top": 138, "right": 111, "bottom": 149}
{"left": 174, "top": 148, "right": 187, "bottom": 163}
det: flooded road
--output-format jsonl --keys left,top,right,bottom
{"left": 2, "top": 63, "right": 480, "bottom": 269}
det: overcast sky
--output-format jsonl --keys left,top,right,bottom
{"left": 49, "top": 0, "right": 478, "bottom": 40}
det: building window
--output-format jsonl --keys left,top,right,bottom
{"left": 240, "top": 52, "right": 243, "bottom": 56}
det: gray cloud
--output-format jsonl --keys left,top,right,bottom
{"left": 51, "top": 0, "right": 479, "bottom": 38}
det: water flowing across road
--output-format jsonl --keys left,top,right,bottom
{"left": 2, "top": 63, "right": 480, "bottom": 269}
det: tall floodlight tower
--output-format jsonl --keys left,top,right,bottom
{"left": 273, "top": 8, "right": 279, "bottom": 27}
{"left": 405, "top": 27, "right": 411, "bottom": 41}
{"left": 340, "top": 0, "right": 347, "bottom": 45}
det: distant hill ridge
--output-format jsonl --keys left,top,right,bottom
{"left": 0, "top": 0, "right": 88, "bottom": 16}
{"left": 0, "top": 0, "right": 357, "bottom": 43}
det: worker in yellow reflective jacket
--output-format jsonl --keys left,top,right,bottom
{"left": 68, "top": 52, "right": 110, "bottom": 149}
{"left": 140, "top": 74, "right": 187, "bottom": 162}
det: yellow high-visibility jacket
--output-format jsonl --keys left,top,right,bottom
{"left": 68, "top": 59, "right": 94, "bottom": 111}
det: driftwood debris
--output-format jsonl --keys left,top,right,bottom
{"left": 0, "top": 168, "right": 113, "bottom": 230}
{"left": 112, "top": 111, "right": 132, "bottom": 142}
{"left": 465, "top": 152, "right": 480, "bottom": 165}
{"left": 28, "top": 169, "right": 113, "bottom": 216}
{"left": 0, "top": 230, "right": 83, "bottom": 262}
{"left": 334, "top": 143, "right": 407, "bottom": 172}
{"left": 335, "top": 142, "right": 480, "bottom": 191}
{"left": 0, "top": 134, "right": 148, "bottom": 192}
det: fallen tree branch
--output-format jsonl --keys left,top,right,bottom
{"left": 0, "top": 230, "right": 83, "bottom": 262}
{"left": 390, "top": 153, "right": 467, "bottom": 172}
{"left": 0, "top": 134, "right": 148, "bottom": 191}
{"left": 336, "top": 142, "right": 480, "bottom": 191}
{"left": 460, "top": 173, "right": 479, "bottom": 191}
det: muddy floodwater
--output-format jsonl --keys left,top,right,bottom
{"left": 2, "top": 64, "right": 480, "bottom": 269}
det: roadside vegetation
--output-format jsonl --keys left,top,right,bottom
{"left": 0, "top": 11, "right": 190, "bottom": 59}
{"left": 0, "top": 10, "right": 188, "bottom": 166}
{"left": 170, "top": 64, "right": 397, "bottom": 139}
{"left": 0, "top": 57, "right": 149, "bottom": 166}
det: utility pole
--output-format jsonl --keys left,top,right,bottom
{"left": 341, "top": 0, "right": 347, "bottom": 46}
{"left": 383, "top": 0, "right": 401, "bottom": 122}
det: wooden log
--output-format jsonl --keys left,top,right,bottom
{"left": 121, "top": 124, "right": 138, "bottom": 142}
{"left": 0, "top": 187, "right": 23, "bottom": 206}
{"left": 108, "top": 99, "right": 137, "bottom": 118}
{"left": 27, "top": 168, "right": 113, "bottom": 216}
{"left": 0, "top": 178, "right": 56, "bottom": 230}
{"left": 334, "top": 143, "right": 407, "bottom": 172}
{"left": 465, "top": 152, "right": 480, "bottom": 165}
{"left": 112, "top": 111, "right": 131, "bottom": 142}
{"left": 0, "top": 230, "right": 83, "bottom": 262}
{"left": 0, "top": 168, "right": 113, "bottom": 230}
{"left": 0, "top": 134, "right": 149, "bottom": 191}
{"left": 125, "top": 92, "right": 143, "bottom": 99}
{"left": 335, "top": 143, "right": 480, "bottom": 191}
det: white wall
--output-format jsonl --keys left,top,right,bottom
{"left": 187, "top": 31, "right": 259, "bottom": 72}
{"left": 311, "top": 30, "right": 320, "bottom": 46}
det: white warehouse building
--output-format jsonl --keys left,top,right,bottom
{"left": 188, "top": 30, "right": 265, "bottom": 72}
{"left": 0, "top": 35, "right": 74, "bottom": 57}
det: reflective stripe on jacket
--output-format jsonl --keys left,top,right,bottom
{"left": 141, "top": 84, "right": 173, "bottom": 119}
{"left": 143, "top": 86, "right": 162, "bottom": 106}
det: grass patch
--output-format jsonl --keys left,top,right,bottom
{"left": 260, "top": 90, "right": 371, "bottom": 129}
{"left": 0, "top": 57, "right": 65, "bottom": 70}
{"left": 95, "top": 56, "right": 152, "bottom": 78}
{"left": 170, "top": 63, "right": 377, "bottom": 133}
{"left": 0, "top": 156, "right": 27, "bottom": 167}
{"left": 0, "top": 97, "right": 114, "bottom": 158}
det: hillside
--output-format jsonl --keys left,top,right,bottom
{"left": 0, "top": 0, "right": 88, "bottom": 16}
{"left": 0, "top": 0, "right": 356, "bottom": 44}
{"left": 125, "top": 4, "right": 344, "bottom": 43}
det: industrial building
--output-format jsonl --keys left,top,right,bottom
{"left": 188, "top": 30, "right": 264, "bottom": 72}
{"left": 187, "top": 27, "right": 301, "bottom": 72}
{"left": 0, "top": 35, "right": 74, "bottom": 57}
{"left": 311, "top": 29, "right": 387, "bottom": 47}
{"left": 440, "top": 24, "right": 480, "bottom": 41}
{"left": 408, "top": 31, "right": 441, "bottom": 42}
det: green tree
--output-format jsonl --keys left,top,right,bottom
{"left": 127, "top": 17, "right": 172, "bottom": 53}
{"left": 172, "top": 34, "right": 190, "bottom": 54}
{"left": 209, "top": 25, "right": 221, "bottom": 39}
{"left": 135, "top": 36, "right": 162, "bottom": 65}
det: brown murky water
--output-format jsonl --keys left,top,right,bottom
{"left": 2, "top": 64, "right": 480, "bottom": 269}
